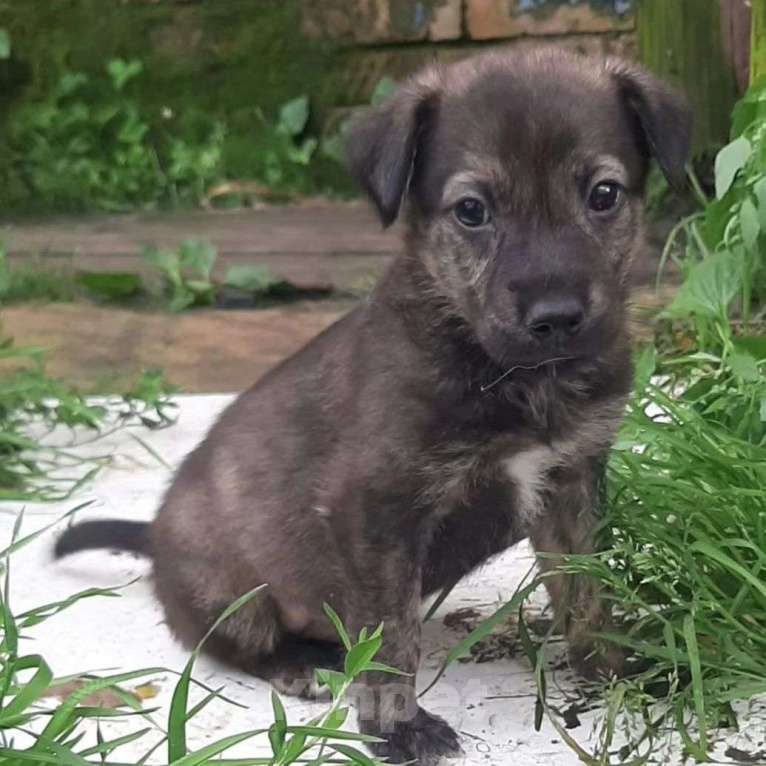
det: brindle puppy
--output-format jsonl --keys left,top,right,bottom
{"left": 55, "top": 49, "right": 690, "bottom": 765}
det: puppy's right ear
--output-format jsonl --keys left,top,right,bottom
{"left": 346, "top": 81, "right": 438, "bottom": 227}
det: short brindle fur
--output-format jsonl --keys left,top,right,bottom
{"left": 55, "top": 49, "right": 691, "bottom": 765}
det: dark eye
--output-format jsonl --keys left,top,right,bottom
{"left": 588, "top": 181, "right": 622, "bottom": 213}
{"left": 454, "top": 197, "right": 489, "bottom": 227}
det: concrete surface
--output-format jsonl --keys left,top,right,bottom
{"left": 4, "top": 395, "right": 764, "bottom": 764}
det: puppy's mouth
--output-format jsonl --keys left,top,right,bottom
{"left": 480, "top": 355, "right": 578, "bottom": 392}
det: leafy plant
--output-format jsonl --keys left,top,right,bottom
{"left": 7, "top": 58, "right": 225, "bottom": 212}
{"left": 223, "top": 263, "right": 280, "bottom": 295}
{"left": 660, "top": 75, "right": 766, "bottom": 328}
{"left": 1, "top": 513, "right": 390, "bottom": 764}
{"left": 252, "top": 95, "right": 318, "bottom": 191}
{"left": 75, "top": 270, "right": 143, "bottom": 302}
{"left": 0, "top": 314, "right": 177, "bottom": 501}
{"left": 322, "top": 77, "right": 398, "bottom": 166}
{"left": 142, "top": 239, "right": 217, "bottom": 312}
{"left": 0, "top": 247, "right": 80, "bottom": 304}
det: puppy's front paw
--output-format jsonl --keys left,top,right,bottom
{"left": 370, "top": 707, "right": 462, "bottom": 765}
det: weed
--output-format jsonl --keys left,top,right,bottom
{"left": 223, "top": 263, "right": 280, "bottom": 295}
{"left": 1, "top": 239, "right": 321, "bottom": 311}
{"left": 0, "top": 253, "right": 79, "bottom": 305}
{"left": 142, "top": 240, "right": 217, "bottom": 313}
{"left": 253, "top": 95, "right": 318, "bottom": 191}
{"left": 0, "top": 313, "right": 177, "bottom": 501}
{"left": 659, "top": 75, "right": 766, "bottom": 326}
{"left": 7, "top": 59, "right": 225, "bottom": 212}
{"left": 322, "top": 77, "right": 397, "bottom": 166}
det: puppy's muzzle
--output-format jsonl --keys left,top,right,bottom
{"left": 525, "top": 294, "right": 586, "bottom": 347}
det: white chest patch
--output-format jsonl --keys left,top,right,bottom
{"left": 503, "top": 445, "right": 561, "bottom": 525}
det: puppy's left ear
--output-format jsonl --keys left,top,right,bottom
{"left": 345, "top": 78, "right": 439, "bottom": 227}
{"left": 609, "top": 62, "right": 693, "bottom": 190}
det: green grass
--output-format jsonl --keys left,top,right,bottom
{"left": 0, "top": 324, "right": 178, "bottom": 502}
{"left": 0, "top": 261, "right": 81, "bottom": 304}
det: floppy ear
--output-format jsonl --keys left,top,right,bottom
{"left": 609, "top": 62, "right": 693, "bottom": 190}
{"left": 345, "top": 81, "right": 438, "bottom": 227}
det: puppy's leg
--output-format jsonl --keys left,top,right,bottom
{"left": 155, "top": 560, "right": 340, "bottom": 700}
{"left": 422, "top": 485, "right": 518, "bottom": 597}
{"left": 350, "top": 558, "right": 462, "bottom": 766}
{"left": 530, "top": 471, "right": 624, "bottom": 679}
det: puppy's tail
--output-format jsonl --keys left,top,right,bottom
{"left": 54, "top": 520, "right": 151, "bottom": 559}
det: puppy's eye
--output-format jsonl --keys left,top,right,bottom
{"left": 454, "top": 197, "right": 489, "bottom": 228}
{"left": 588, "top": 181, "right": 622, "bottom": 213}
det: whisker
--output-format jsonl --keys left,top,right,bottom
{"left": 480, "top": 355, "right": 577, "bottom": 393}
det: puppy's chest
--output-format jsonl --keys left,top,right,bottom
{"left": 426, "top": 417, "right": 614, "bottom": 528}
{"left": 500, "top": 442, "right": 575, "bottom": 526}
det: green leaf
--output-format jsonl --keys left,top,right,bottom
{"left": 739, "top": 197, "right": 760, "bottom": 250}
{"left": 0, "top": 654, "right": 52, "bottom": 725}
{"left": 344, "top": 635, "right": 382, "bottom": 679}
{"left": 733, "top": 335, "right": 766, "bottom": 361}
{"left": 223, "top": 264, "right": 277, "bottom": 293}
{"left": 330, "top": 742, "right": 377, "bottom": 764}
{"left": 271, "top": 689, "right": 286, "bottom": 728}
{"left": 754, "top": 177, "right": 766, "bottom": 229}
{"left": 106, "top": 58, "right": 143, "bottom": 91}
{"left": 714, "top": 136, "right": 751, "bottom": 199}
{"left": 632, "top": 345, "right": 657, "bottom": 395}
{"left": 0, "top": 29, "right": 11, "bottom": 60}
{"left": 364, "top": 660, "right": 409, "bottom": 676}
{"left": 683, "top": 614, "right": 707, "bottom": 756}
{"left": 323, "top": 604, "right": 352, "bottom": 651}
{"left": 170, "top": 729, "right": 268, "bottom": 766}
{"left": 665, "top": 250, "right": 744, "bottom": 319}
{"left": 277, "top": 95, "right": 310, "bottom": 136}
{"left": 279, "top": 731, "right": 308, "bottom": 762}
{"left": 76, "top": 271, "right": 142, "bottom": 301}
{"left": 727, "top": 350, "right": 761, "bottom": 382}
{"left": 315, "top": 668, "right": 347, "bottom": 698}
{"left": 268, "top": 691, "right": 287, "bottom": 754}
{"left": 178, "top": 239, "right": 217, "bottom": 281}
{"left": 322, "top": 705, "right": 349, "bottom": 730}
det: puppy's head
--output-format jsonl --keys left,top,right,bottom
{"left": 348, "top": 50, "right": 691, "bottom": 370}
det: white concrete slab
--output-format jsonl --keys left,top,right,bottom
{"left": 3, "top": 395, "right": 763, "bottom": 764}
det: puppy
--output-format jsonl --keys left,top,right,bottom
{"left": 55, "top": 49, "right": 690, "bottom": 765}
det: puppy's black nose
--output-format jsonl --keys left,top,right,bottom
{"left": 526, "top": 297, "right": 585, "bottom": 342}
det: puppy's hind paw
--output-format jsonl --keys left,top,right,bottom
{"left": 371, "top": 708, "right": 463, "bottom": 765}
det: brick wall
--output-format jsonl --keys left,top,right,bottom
{"left": 303, "top": 0, "right": 636, "bottom": 103}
